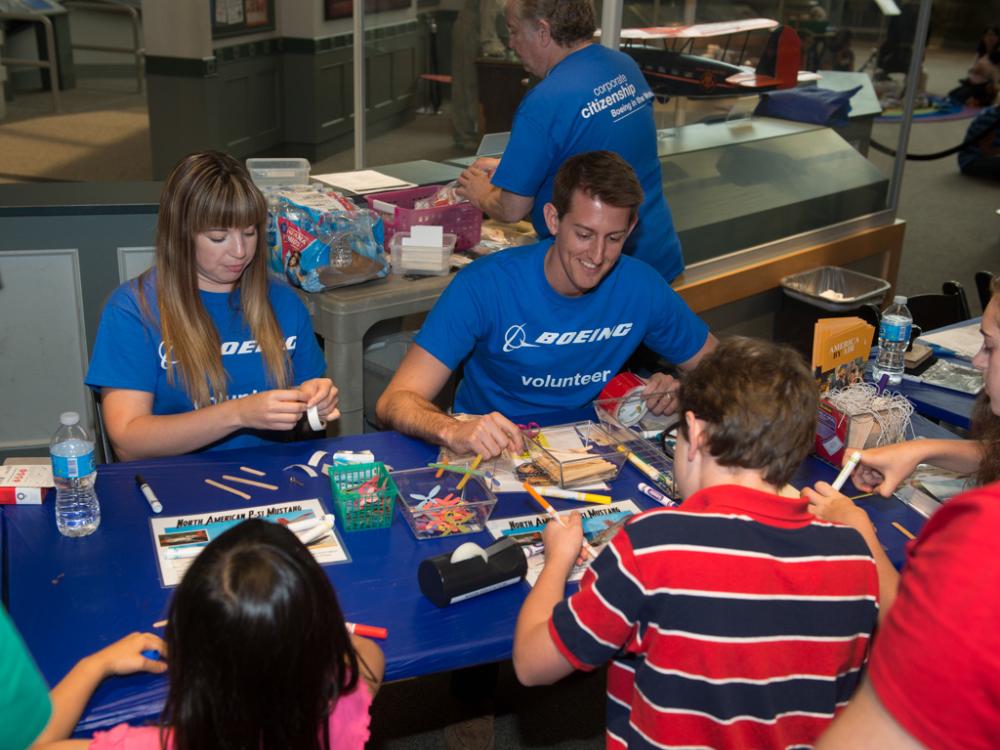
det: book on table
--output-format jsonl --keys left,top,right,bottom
{"left": 812, "top": 316, "right": 875, "bottom": 395}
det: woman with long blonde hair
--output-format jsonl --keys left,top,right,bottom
{"left": 86, "top": 151, "right": 338, "bottom": 459}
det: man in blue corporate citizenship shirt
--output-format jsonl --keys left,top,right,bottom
{"left": 376, "top": 151, "right": 716, "bottom": 460}
{"left": 456, "top": 0, "right": 685, "bottom": 282}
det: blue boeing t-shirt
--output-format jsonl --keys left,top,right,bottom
{"left": 413, "top": 240, "right": 708, "bottom": 417}
{"left": 491, "top": 43, "right": 683, "bottom": 282}
{"left": 86, "top": 273, "right": 327, "bottom": 452}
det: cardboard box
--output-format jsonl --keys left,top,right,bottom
{"left": 0, "top": 464, "right": 53, "bottom": 504}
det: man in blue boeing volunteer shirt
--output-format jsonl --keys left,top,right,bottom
{"left": 456, "top": 0, "right": 684, "bottom": 281}
{"left": 376, "top": 151, "right": 716, "bottom": 459}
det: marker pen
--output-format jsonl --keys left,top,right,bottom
{"left": 638, "top": 482, "right": 677, "bottom": 507}
{"left": 346, "top": 622, "right": 388, "bottom": 639}
{"left": 536, "top": 486, "right": 612, "bottom": 505}
{"left": 135, "top": 474, "right": 163, "bottom": 513}
{"left": 831, "top": 451, "right": 863, "bottom": 492}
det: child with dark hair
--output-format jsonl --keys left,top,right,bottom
{"left": 513, "top": 337, "right": 880, "bottom": 750}
{"left": 31, "top": 519, "right": 384, "bottom": 750}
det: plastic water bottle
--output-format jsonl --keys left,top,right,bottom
{"left": 50, "top": 412, "right": 101, "bottom": 538}
{"left": 873, "top": 295, "right": 913, "bottom": 386}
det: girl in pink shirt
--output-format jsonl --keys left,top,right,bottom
{"left": 32, "top": 519, "right": 385, "bottom": 750}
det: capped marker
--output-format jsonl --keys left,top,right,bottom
{"left": 346, "top": 622, "right": 388, "bottom": 640}
{"left": 831, "top": 451, "right": 863, "bottom": 492}
{"left": 135, "top": 474, "right": 163, "bottom": 513}
{"left": 638, "top": 482, "right": 677, "bottom": 507}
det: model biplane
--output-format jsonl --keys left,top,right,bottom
{"left": 618, "top": 18, "right": 820, "bottom": 99}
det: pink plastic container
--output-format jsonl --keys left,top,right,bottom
{"left": 365, "top": 185, "right": 483, "bottom": 251}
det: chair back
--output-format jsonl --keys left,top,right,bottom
{"left": 92, "top": 392, "right": 118, "bottom": 463}
{"left": 907, "top": 281, "right": 970, "bottom": 334}
{"left": 975, "top": 271, "right": 994, "bottom": 312}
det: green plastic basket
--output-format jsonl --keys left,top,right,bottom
{"left": 328, "top": 462, "right": 397, "bottom": 531}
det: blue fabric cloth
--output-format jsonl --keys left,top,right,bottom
{"left": 754, "top": 85, "right": 861, "bottom": 125}
{"left": 412, "top": 240, "right": 709, "bottom": 416}
{"left": 491, "top": 44, "right": 684, "bottom": 282}
{"left": 958, "top": 105, "right": 1000, "bottom": 172}
{"left": 86, "top": 273, "right": 326, "bottom": 452}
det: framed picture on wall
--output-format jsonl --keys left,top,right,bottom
{"left": 212, "top": 0, "right": 276, "bottom": 38}
{"left": 324, "top": 0, "right": 411, "bottom": 21}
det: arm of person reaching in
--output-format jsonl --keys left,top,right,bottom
{"left": 31, "top": 632, "right": 167, "bottom": 750}
{"left": 374, "top": 344, "right": 523, "bottom": 459}
{"left": 513, "top": 512, "right": 585, "bottom": 687}
{"left": 642, "top": 333, "right": 719, "bottom": 416}
{"left": 102, "top": 386, "right": 310, "bottom": 461}
{"left": 802, "top": 483, "right": 899, "bottom": 621}
{"left": 851, "top": 439, "right": 984, "bottom": 497}
{"left": 456, "top": 159, "right": 535, "bottom": 224}
{"left": 350, "top": 635, "right": 385, "bottom": 697}
{"left": 815, "top": 678, "right": 925, "bottom": 749}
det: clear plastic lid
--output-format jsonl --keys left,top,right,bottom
{"left": 59, "top": 411, "right": 80, "bottom": 426}
{"left": 893, "top": 295, "right": 907, "bottom": 305}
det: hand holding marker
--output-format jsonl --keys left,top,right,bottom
{"left": 522, "top": 482, "right": 598, "bottom": 559}
{"left": 831, "top": 451, "right": 863, "bottom": 492}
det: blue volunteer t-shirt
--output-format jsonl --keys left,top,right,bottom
{"left": 492, "top": 43, "right": 683, "bottom": 282}
{"left": 86, "top": 273, "right": 327, "bottom": 452}
{"left": 413, "top": 240, "right": 708, "bottom": 416}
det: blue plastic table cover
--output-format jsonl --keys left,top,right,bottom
{"left": 3, "top": 421, "right": 928, "bottom": 735}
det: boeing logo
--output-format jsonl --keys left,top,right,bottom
{"left": 503, "top": 324, "right": 540, "bottom": 353}
{"left": 501, "top": 323, "right": 634, "bottom": 353}
{"left": 159, "top": 336, "right": 299, "bottom": 370}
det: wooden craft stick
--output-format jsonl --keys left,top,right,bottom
{"left": 152, "top": 619, "right": 167, "bottom": 628}
{"left": 892, "top": 521, "right": 916, "bottom": 540}
{"left": 457, "top": 454, "right": 482, "bottom": 490}
{"left": 239, "top": 466, "right": 266, "bottom": 477}
{"left": 204, "top": 479, "right": 251, "bottom": 500}
{"left": 222, "top": 475, "right": 279, "bottom": 491}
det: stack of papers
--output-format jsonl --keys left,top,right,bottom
{"left": 918, "top": 322, "right": 982, "bottom": 360}
{"left": 311, "top": 170, "right": 415, "bottom": 194}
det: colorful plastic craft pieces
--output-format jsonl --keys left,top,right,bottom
{"left": 409, "top": 490, "right": 477, "bottom": 537}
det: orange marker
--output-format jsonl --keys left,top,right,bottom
{"left": 346, "top": 622, "right": 388, "bottom": 639}
{"left": 522, "top": 482, "right": 597, "bottom": 558}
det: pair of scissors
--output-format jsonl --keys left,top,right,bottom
{"left": 517, "top": 422, "right": 541, "bottom": 438}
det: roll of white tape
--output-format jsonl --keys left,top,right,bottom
{"left": 307, "top": 405, "right": 326, "bottom": 432}
{"left": 450, "top": 542, "right": 488, "bottom": 564}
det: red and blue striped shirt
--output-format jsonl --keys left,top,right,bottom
{"left": 549, "top": 484, "right": 879, "bottom": 750}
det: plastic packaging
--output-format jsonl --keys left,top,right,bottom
{"left": 50, "top": 412, "right": 100, "bottom": 537}
{"left": 874, "top": 295, "right": 913, "bottom": 386}
{"left": 413, "top": 180, "right": 464, "bottom": 209}
{"left": 265, "top": 186, "right": 388, "bottom": 292}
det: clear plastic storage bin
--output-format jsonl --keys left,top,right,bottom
{"left": 389, "top": 231, "right": 456, "bottom": 276}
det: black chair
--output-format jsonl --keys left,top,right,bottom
{"left": 92, "top": 392, "right": 117, "bottom": 463}
{"left": 906, "top": 281, "right": 971, "bottom": 334}
{"left": 975, "top": 271, "right": 994, "bottom": 311}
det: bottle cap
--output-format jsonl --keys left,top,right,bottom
{"left": 893, "top": 295, "right": 907, "bottom": 304}
{"left": 59, "top": 411, "right": 80, "bottom": 426}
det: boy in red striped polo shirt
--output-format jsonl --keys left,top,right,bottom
{"left": 513, "top": 337, "right": 879, "bottom": 750}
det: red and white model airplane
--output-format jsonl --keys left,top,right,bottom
{"left": 618, "top": 18, "right": 820, "bottom": 99}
